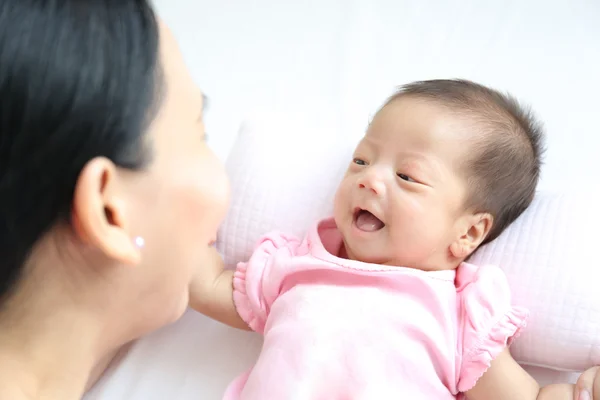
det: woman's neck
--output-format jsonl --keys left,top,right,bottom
{"left": 0, "top": 305, "right": 110, "bottom": 400}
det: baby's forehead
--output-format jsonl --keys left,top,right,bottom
{"left": 368, "top": 98, "right": 478, "bottom": 148}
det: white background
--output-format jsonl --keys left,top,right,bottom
{"left": 156, "top": 0, "right": 599, "bottom": 192}
{"left": 87, "top": 1, "right": 600, "bottom": 398}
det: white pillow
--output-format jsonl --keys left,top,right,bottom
{"left": 216, "top": 113, "right": 600, "bottom": 372}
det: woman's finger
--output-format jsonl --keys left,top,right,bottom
{"left": 576, "top": 367, "right": 599, "bottom": 400}
{"left": 593, "top": 368, "right": 600, "bottom": 399}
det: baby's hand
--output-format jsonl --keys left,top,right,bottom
{"left": 575, "top": 367, "right": 600, "bottom": 400}
{"left": 188, "top": 246, "right": 250, "bottom": 330}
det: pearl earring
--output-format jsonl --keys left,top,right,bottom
{"left": 134, "top": 236, "right": 145, "bottom": 249}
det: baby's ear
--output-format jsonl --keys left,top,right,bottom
{"left": 450, "top": 213, "right": 493, "bottom": 259}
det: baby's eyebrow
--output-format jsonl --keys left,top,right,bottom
{"left": 357, "top": 137, "right": 378, "bottom": 150}
{"left": 398, "top": 158, "right": 425, "bottom": 173}
{"left": 399, "top": 155, "right": 441, "bottom": 178}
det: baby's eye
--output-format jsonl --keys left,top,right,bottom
{"left": 397, "top": 173, "right": 415, "bottom": 182}
{"left": 353, "top": 158, "right": 367, "bottom": 166}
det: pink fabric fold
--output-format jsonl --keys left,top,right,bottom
{"left": 458, "top": 307, "right": 529, "bottom": 392}
{"left": 226, "top": 218, "right": 528, "bottom": 399}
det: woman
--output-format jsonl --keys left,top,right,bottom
{"left": 0, "top": 0, "right": 229, "bottom": 398}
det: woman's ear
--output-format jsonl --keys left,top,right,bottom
{"left": 449, "top": 213, "right": 493, "bottom": 260}
{"left": 71, "top": 157, "right": 141, "bottom": 265}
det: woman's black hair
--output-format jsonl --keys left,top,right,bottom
{"left": 0, "top": 0, "right": 163, "bottom": 301}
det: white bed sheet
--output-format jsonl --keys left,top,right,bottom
{"left": 86, "top": 311, "right": 579, "bottom": 400}
{"left": 86, "top": 312, "right": 261, "bottom": 399}
{"left": 85, "top": 0, "right": 598, "bottom": 398}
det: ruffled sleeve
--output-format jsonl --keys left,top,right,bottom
{"left": 455, "top": 263, "right": 528, "bottom": 393}
{"left": 233, "top": 232, "right": 302, "bottom": 334}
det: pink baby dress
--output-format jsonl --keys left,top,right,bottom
{"left": 224, "top": 218, "right": 527, "bottom": 400}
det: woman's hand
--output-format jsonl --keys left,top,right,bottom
{"left": 575, "top": 367, "right": 600, "bottom": 400}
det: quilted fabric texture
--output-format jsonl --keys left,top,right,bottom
{"left": 216, "top": 114, "right": 600, "bottom": 372}
{"left": 470, "top": 193, "right": 600, "bottom": 371}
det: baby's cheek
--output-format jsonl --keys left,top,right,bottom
{"left": 394, "top": 197, "right": 424, "bottom": 222}
{"left": 333, "top": 182, "right": 348, "bottom": 209}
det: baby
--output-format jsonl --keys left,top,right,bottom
{"left": 191, "top": 79, "right": 600, "bottom": 399}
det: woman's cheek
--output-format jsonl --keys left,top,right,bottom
{"left": 196, "top": 162, "right": 230, "bottom": 238}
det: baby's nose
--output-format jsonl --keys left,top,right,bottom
{"left": 358, "top": 173, "right": 386, "bottom": 196}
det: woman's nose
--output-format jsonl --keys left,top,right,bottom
{"left": 358, "top": 170, "right": 387, "bottom": 197}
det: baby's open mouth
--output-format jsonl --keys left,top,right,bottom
{"left": 353, "top": 208, "right": 385, "bottom": 232}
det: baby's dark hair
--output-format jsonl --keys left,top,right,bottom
{"left": 387, "top": 79, "right": 544, "bottom": 244}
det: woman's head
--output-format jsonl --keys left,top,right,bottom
{"left": 0, "top": 0, "right": 229, "bottom": 344}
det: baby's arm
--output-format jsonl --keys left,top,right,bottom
{"left": 188, "top": 246, "right": 250, "bottom": 330}
{"left": 466, "top": 348, "right": 598, "bottom": 400}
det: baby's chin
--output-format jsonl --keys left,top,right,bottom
{"left": 341, "top": 240, "right": 424, "bottom": 268}
{"left": 341, "top": 241, "right": 394, "bottom": 265}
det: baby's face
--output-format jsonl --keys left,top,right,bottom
{"left": 334, "top": 97, "right": 473, "bottom": 270}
